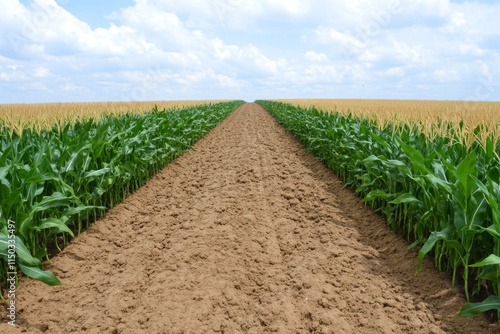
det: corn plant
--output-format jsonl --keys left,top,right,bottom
{"left": 0, "top": 101, "right": 244, "bottom": 295}
{"left": 256, "top": 100, "right": 500, "bottom": 321}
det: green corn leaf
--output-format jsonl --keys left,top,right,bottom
{"left": 458, "top": 295, "right": 500, "bottom": 317}
{"left": 478, "top": 266, "right": 497, "bottom": 282}
{"left": 469, "top": 254, "right": 500, "bottom": 267}
{"left": 33, "top": 217, "right": 75, "bottom": 238}
{"left": 0, "top": 161, "right": 12, "bottom": 193}
{"left": 18, "top": 262, "right": 62, "bottom": 286}
{"left": 363, "top": 155, "right": 382, "bottom": 163}
{"left": 389, "top": 193, "right": 422, "bottom": 205}
{"left": 432, "top": 161, "right": 448, "bottom": 182}
{"left": 15, "top": 236, "right": 41, "bottom": 267}
{"left": 476, "top": 225, "right": 500, "bottom": 239}
{"left": 0, "top": 232, "right": 9, "bottom": 252}
{"left": 456, "top": 151, "right": 477, "bottom": 197}
{"left": 472, "top": 175, "right": 500, "bottom": 226}
{"left": 23, "top": 172, "right": 58, "bottom": 184}
{"left": 396, "top": 138, "right": 429, "bottom": 174}
{"left": 31, "top": 192, "right": 72, "bottom": 213}
{"left": 364, "top": 190, "right": 391, "bottom": 202}
{"left": 387, "top": 159, "right": 411, "bottom": 174}
{"left": 83, "top": 167, "right": 110, "bottom": 179}
{"left": 407, "top": 239, "right": 420, "bottom": 250}
{"left": 63, "top": 143, "right": 92, "bottom": 173}
{"left": 469, "top": 196, "right": 487, "bottom": 227}
{"left": 417, "top": 227, "right": 452, "bottom": 273}
{"left": 0, "top": 177, "right": 12, "bottom": 192}
{"left": 62, "top": 205, "right": 103, "bottom": 216}
{"left": 0, "top": 165, "right": 10, "bottom": 179}
{"left": 425, "top": 174, "right": 453, "bottom": 195}
{"left": 0, "top": 229, "right": 35, "bottom": 264}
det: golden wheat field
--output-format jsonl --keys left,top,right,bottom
{"left": 279, "top": 99, "right": 500, "bottom": 148}
{"left": 0, "top": 100, "right": 227, "bottom": 132}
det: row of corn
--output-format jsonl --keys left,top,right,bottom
{"left": 256, "top": 100, "right": 500, "bottom": 321}
{"left": 0, "top": 101, "right": 245, "bottom": 293}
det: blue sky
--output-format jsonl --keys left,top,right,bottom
{"left": 55, "top": 0, "right": 135, "bottom": 29}
{"left": 0, "top": 0, "right": 499, "bottom": 103}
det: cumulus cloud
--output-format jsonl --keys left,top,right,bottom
{"left": 305, "top": 51, "right": 328, "bottom": 62}
{"left": 386, "top": 67, "right": 405, "bottom": 77}
{"left": 0, "top": 0, "right": 498, "bottom": 102}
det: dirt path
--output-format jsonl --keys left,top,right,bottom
{"left": 1, "top": 103, "right": 497, "bottom": 333}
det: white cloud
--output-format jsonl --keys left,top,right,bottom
{"left": 34, "top": 66, "right": 50, "bottom": 78}
{"left": 0, "top": 0, "right": 499, "bottom": 102}
{"left": 433, "top": 69, "right": 460, "bottom": 82}
{"left": 0, "top": 65, "right": 28, "bottom": 81}
{"left": 386, "top": 67, "right": 405, "bottom": 77}
{"left": 314, "top": 27, "right": 364, "bottom": 49}
{"left": 305, "top": 51, "right": 328, "bottom": 62}
{"left": 391, "top": 40, "right": 422, "bottom": 63}
{"left": 211, "top": 38, "right": 286, "bottom": 75}
{"left": 26, "top": 81, "right": 51, "bottom": 92}
{"left": 61, "top": 82, "right": 85, "bottom": 92}
{"left": 458, "top": 43, "right": 488, "bottom": 56}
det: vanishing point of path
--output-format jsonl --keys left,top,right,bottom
{"left": 1, "top": 103, "right": 497, "bottom": 333}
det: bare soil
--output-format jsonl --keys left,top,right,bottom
{"left": 1, "top": 103, "right": 498, "bottom": 333}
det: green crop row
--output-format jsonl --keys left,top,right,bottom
{"left": 256, "top": 100, "right": 500, "bottom": 321}
{"left": 0, "top": 101, "right": 244, "bottom": 293}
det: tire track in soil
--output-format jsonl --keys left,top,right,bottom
{"left": 1, "top": 103, "right": 498, "bottom": 333}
